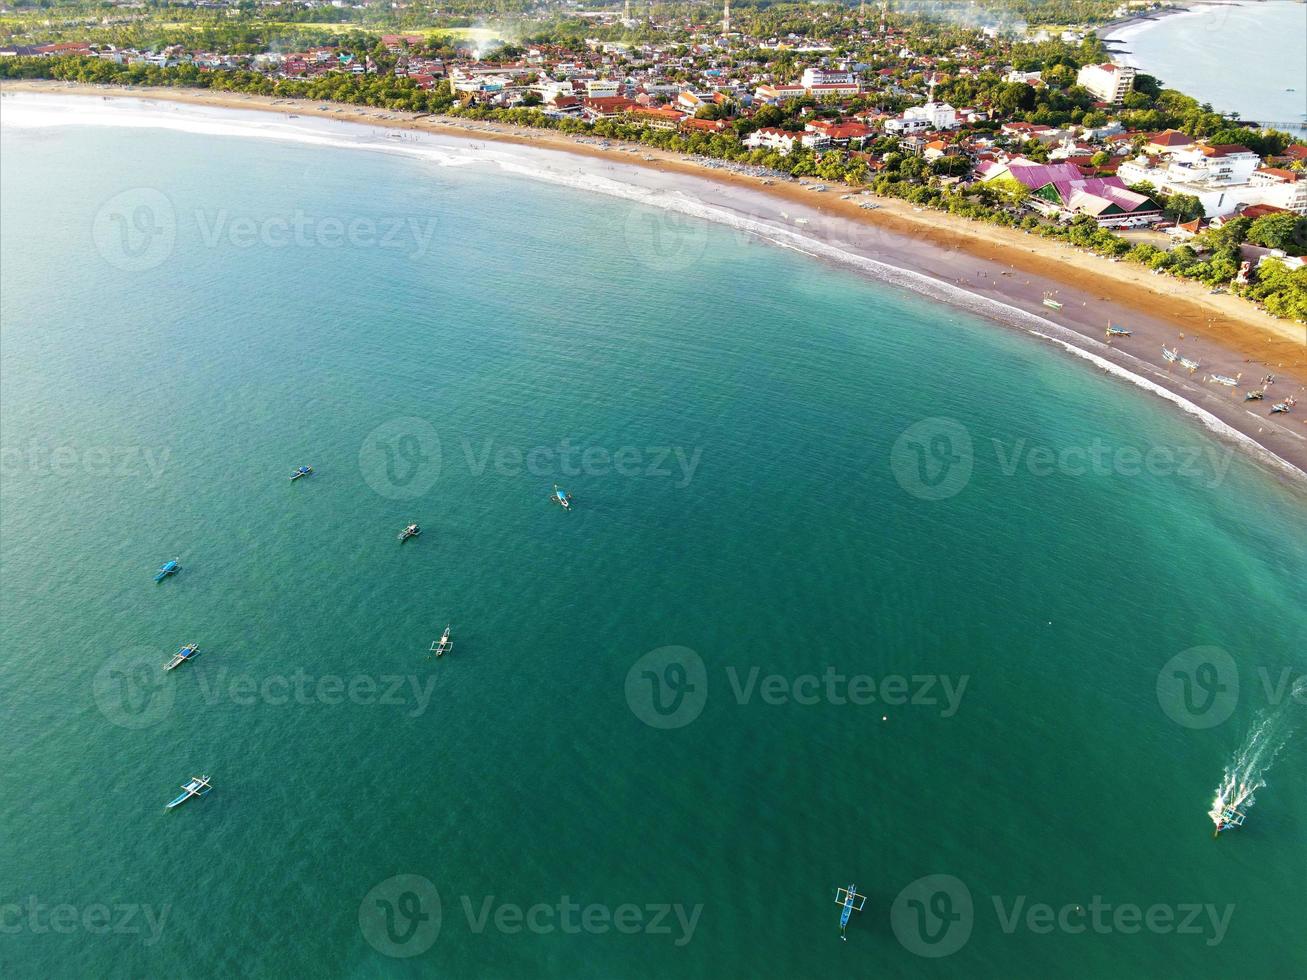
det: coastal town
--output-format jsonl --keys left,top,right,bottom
{"left": 3, "top": 0, "right": 1306, "bottom": 318}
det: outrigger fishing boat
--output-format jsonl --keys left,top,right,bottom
{"left": 1270, "top": 396, "right": 1297, "bottom": 415}
{"left": 1105, "top": 323, "right": 1132, "bottom": 338}
{"left": 166, "top": 775, "right": 212, "bottom": 810}
{"left": 430, "top": 625, "right": 453, "bottom": 658}
{"left": 154, "top": 558, "right": 180, "bottom": 582}
{"left": 551, "top": 484, "right": 572, "bottom": 511}
{"left": 834, "top": 884, "right": 866, "bottom": 941}
{"left": 164, "top": 643, "right": 200, "bottom": 671}
{"left": 1162, "top": 346, "right": 1179, "bottom": 363}
{"left": 290, "top": 465, "right": 313, "bottom": 481}
{"left": 1042, "top": 292, "right": 1063, "bottom": 310}
{"left": 1179, "top": 356, "right": 1201, "bottom": 373}
{"left": 1245, "top": 390, "right": 1265, "bottom": 402}
{"left": 398, "top": 523, "right": 421, "bottom": 542}
{"left": 1207, "top": 373, "right": 1240, "bottom": 387}
{"left": 1214, "top": 804, "right": 1247, "bottom": 836}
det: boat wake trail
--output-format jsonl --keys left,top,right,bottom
{"left": 1209, "top": 683, "right": 1306, "bottom": 830}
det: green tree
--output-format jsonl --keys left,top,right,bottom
{"left": 1247, "top": 213, "right": 1307, "bottom": 255}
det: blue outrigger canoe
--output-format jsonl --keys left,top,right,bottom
{"left": 835, "top": 884, "right": 866, "bottom": 941}
{"left": 164, "top": 643, "right": 200, "bottom": 671}
{"left": 166, "top": 775, "right": 212, "bottom": 810}
{"left": 154, "top": 558, "right": 180, "bottom": 582}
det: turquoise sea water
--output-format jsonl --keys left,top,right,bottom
{"left": 1, "top": 123, "right": 1305, "bottom": 978}
{"left": 1112, "top": 1, "right": 1307, "bottom": 135}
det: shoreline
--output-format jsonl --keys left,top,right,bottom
{"left": 3, "top": 81, "right": 1306, "bottom": 483}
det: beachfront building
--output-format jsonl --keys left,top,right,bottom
{"left": 979, "top": 159, "right": 1161, "bottom": 227}
{"left": 1075, "top": 62, "right": 1136, "bottom": 103}
{"left": 743, "top": 127, "right": 800, "bottom": 153}
{"left": 1117, "top": 143, "right": 1266, "bottom": 217}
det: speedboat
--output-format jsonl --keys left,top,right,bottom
{"left": 290, "top": 465, "right": 313, "bottom": 481}
{"left": 1270, "top": 397, "right": 1296, "bottom": 415}
{"left": 1179, "top": 356, "right": 1201, "bottom": 372}
{"left": 430, "top": 625, "right": 453, "bottom": 658}
{"left": 398, "top": 523, "right": 421, "bottom": 542}
{"left": 551, "top": 485, "right": 572, "bottom": 511}
{"left": 1245, "top": 390, "right": 1265, "bottom": 402}
{"left": 166, "top": 775, "right": 212, "bottom": 810}
{"left": 154, "top": 558, "right": 180, "bottom": 582}
{"left": 1105, "top": 324, "right": 1132, "bottom": 338}
{"left": 1207, "top": 374, "right": 1239, "bottom": 387}
{"left": 164, "top": 643, "right": 200, "bottom": 671}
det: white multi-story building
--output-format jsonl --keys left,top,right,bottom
{"left": 800, "top": 67, "right": 855, "bottom": 88}
{"left": 1076, "top": 62, "right": 1136, "bottom": 103}
{"left": 1247, "top": 168, "right": 1307, "bottom": 214}
{"left": 885, "top": 100, "right": 959, "bottom": 134}
{"left": 1116, "top": 143, "right": 1281, "bottom": 218}
{"left": 585, "top": 78, "right": 622, "bottom": 98}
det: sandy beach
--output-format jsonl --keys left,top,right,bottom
{"left": 4, "top": 80, "right": 1306, "bottom": 482}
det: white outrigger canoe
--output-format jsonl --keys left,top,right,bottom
{"left": 430, "top": 625, "right": 453, "bottom": 658}
{"left": 166, "top": 775, "right": 212, "bottom": 810}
